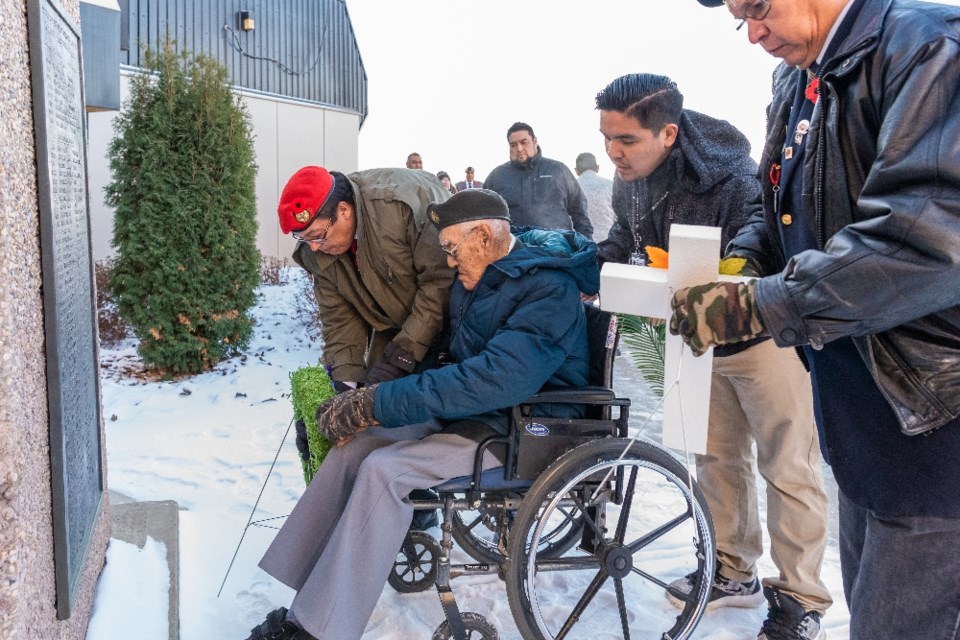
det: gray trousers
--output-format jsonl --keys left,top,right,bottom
{"left": 258, "top": 420, "right": 500, "bottom": 639}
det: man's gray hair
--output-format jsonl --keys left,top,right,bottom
{"left": 576, "top": 152, "right": 599, "bottom": 173}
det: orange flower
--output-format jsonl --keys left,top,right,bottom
{"left": 640, "top": 246, "right": 749, "bottom": 275}
{"left": 645, "top": 246, "right": 669, "bottom": 269}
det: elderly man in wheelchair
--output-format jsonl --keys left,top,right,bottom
{"left": 249, "top": 189, "right": 715, "bottom": 640}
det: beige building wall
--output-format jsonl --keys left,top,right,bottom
{"left": 0, "top": 1, "right": 110, "bottom": 639}
{"left": 87, "top": 71, "right": 362, "bottom": 264}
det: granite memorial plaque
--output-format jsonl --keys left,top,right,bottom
{"left": 27, "top": 0, "right": 104, "bottom": 620}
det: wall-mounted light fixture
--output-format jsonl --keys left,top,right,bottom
{"left": 239, "top": 10, "right": 255, "bottom": 31}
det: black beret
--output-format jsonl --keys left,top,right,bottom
{"left": 427, "top": 189, "right": 510, "bottom": 231}
{"left": 697, "top": 0, "right": 724, "bottom": 6}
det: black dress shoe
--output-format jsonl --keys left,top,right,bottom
{"left": 246, "top": 607, "right": 316, "bottom": 640}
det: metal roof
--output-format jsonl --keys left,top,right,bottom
{"left": 119, "top": 0, "right": 368, "bottom": 121}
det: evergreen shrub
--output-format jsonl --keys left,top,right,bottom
{"left": 94, "top": 259, "right": 130, "bottom": 345}
{"left": 105, "top": 40, "right": 260, "bottom": 374}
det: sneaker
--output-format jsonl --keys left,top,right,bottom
{"left": 666, "top": 570, "right": 766, "bottom": 610}
{"left": 758, "top": 586, "right": 825, "bottom": 640}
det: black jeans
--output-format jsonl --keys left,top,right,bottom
{"left": 839, "top": 490, "right": 960, "bottom": 639}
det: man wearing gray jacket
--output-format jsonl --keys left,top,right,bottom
{"left": 484, "top": 122, "right": 593, "bottom": 238}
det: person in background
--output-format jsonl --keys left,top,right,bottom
{"left": 676, "top": 1, "right": 960, "bottom": 638}
{"left": 596, "top": 73, "right": 831, "bottom": 640}
{"left": 405, "top": 152, "right": 423, "bottom": 169}
{"left": 455, "top": 166, "right": 483, "bottom": 191}
{"left": 484, "top": 122, "right": 593, "bottom": 238}
{"left": 574, "top": 152, "right": 616, "bottom": 241}
{"left": 437, "top": 170, "right": 458, "bottom": 195}
{"left": 277, "top": 165, "right": 454, "bottom": 531}
{"left": 248, "top": 189, "right": 598, "bottom": 640}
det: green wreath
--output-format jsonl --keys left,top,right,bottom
{"left": 289, "top": 365, "right": 336, "bottom": 484}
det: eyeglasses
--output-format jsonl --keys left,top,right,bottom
{"left": 440, "top": 227, "right": 478, "bottom": 260}
{"left": 727, "top": 0, "right": 771, "bottom": 31}
{"left": 292, "top": 216, "right": 334, "bottom": 244}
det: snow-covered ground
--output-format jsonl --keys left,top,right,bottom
{"left": 87, "top": 268, "right": 850, "bottom": 639}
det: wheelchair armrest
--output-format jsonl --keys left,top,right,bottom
{"left": 520, "top": 386, "right": 628, "bottom": 407}
{"left": 466, "top": 434, "right": 511, "bottom": 503}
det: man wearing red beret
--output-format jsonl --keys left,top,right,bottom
{"left": 278, "top": 165, "right": 455, "bottom": 530}
{"left": 278, "top": 165, "right": 454, "bottom": 389}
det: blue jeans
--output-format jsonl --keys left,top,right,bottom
{"left": 839, "top": 490, "right": 960, "bottom": 639}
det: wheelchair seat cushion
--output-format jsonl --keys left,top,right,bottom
{"left": 433, "top": 467, "right": 533, "bottom": 493}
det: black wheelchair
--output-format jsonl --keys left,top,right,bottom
{"left": 389, "top": 305, "right": 717, "bottom": 640}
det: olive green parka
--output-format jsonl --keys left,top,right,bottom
{"left": 293, "top": 168, "right": 454, "bottom": 383}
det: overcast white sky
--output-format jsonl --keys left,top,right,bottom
{"left": 344, "top": 0, "right": 778, "bottom": 182}
{"left": 344, "top": 0, "right": 960, "bottom": 184}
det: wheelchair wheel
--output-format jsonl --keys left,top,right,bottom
{"left": 450, "top": 492, "right": 584, "bottom": 564}
{"left": 431, "top": 612, "right": 500, "bottom": 640}
{"left": 389, "top": 531, "right": 440, "bottom": 593}
{"left": 505, "top": 438, "right": 715, "bottom": 640}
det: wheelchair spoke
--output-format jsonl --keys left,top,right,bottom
{"left": 625, "top": 511, "right": 691, "bottom": 554}
{"left": 544, "top": 505, "right": 579, "bottom": 539}
{"left": 397, "top": 564, "right": 423, "bottom": 582}
{"left": 629, "top": 564, "right": 672, "bottom": 591}
{"left": 505, "top": 439, "right": 717, "bottom": 640}
{"left": 615, "top": 577, "right": 631, "bottom": 640}
{"left": 568, "top": 491, "right": 606, "bottom": 546}
{"left": 556, "top": 568, "right": 608, "bottom": 639}
{"left": 389, "top": 531, "right": 439, "bottom": 593}
{"left": 461, "top": 512, "right": 486, "bottom": 533}
{"left": 613, "top": 465, "right": 639, "bottom": 543}
{"left": 395, "top": 557, "right": 421, "bottom": 579}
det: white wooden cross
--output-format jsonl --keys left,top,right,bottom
{"left": 600, "top": 224, "right": 749, "bottom": 455}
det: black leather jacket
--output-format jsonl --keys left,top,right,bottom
{"left": 729, "top": 0, "right": 960, "bottom": 436}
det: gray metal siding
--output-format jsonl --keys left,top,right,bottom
{"left": 81, "top": 3, "right": 122, "bottom": 110}
{"left": 120, "top": 0, "right": 367, "bottom": 120}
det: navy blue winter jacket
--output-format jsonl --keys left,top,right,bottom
{"left": 375, "top": 228, "right": 599, "bottom": 433}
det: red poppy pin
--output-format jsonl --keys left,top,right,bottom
{"left": 805, "top": 77, "right": 820, "bottom": 104}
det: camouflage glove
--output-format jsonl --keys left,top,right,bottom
{"left": 669, "top": 280, "right": 767, "bottom": 357}
{"left": 316, "top": 384, "right": 380, "bottom": 447}
{"left": 365, "top": 342, "right": 417, "bottom": 385}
